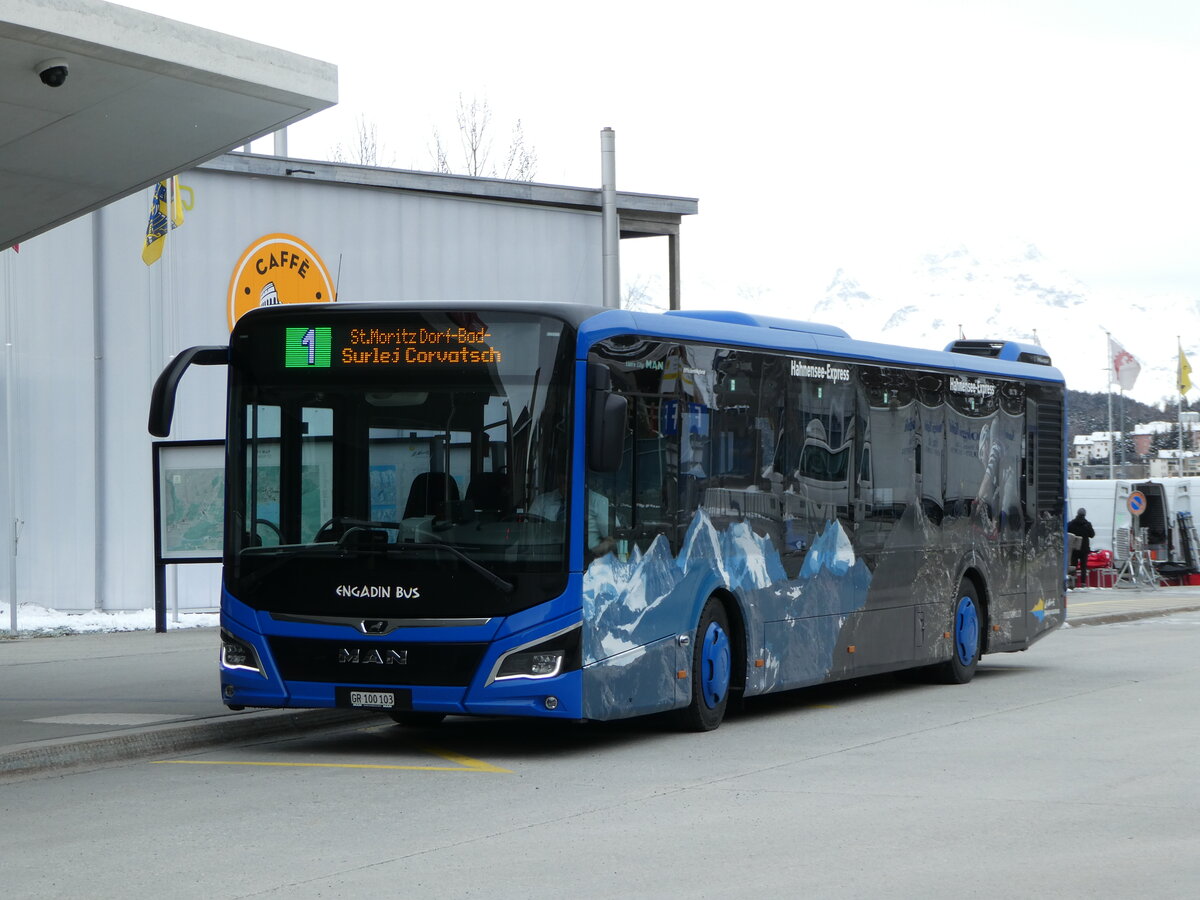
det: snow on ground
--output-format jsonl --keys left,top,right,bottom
{"left": 1, "top": 602, "right": 219, "bottom": 636}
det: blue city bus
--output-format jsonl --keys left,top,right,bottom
{"left": 149, "top": 303, "right": 1067, "bottom": 731}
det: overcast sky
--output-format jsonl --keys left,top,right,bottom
{"left": 120, "top": 0, "right": 1200, "bottom": 312}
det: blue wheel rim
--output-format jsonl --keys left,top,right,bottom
{"left": 701, "top": 620, "right": 731, "bottom": 709}
{"left": 954, "top": 595, "right": 979, "bottom": 666}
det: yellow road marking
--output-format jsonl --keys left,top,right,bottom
{"left": 153, "top": 744, "right": 511, "bottom": 773}
{"left": 417, "top": 745, "right": 512, "bottom": 773}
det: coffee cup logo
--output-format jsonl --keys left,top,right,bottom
{"left": 227, "top": 234, "right": 335, "bottom": 331}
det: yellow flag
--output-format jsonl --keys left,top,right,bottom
{"left": 1180, "top": 343, "right": 1193, "bottom": 395}
{"left": 141, "top": 181, "right": 169, "bottom": 265}
{"left": 141, "top": 176, "right": 194, "bottom": 265}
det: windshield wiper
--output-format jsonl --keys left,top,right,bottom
{"left": 244, "top": 518, "right": 515, "bottom": 594}
{"left": 323, "top": 518, "right": 514, "bottom": 594}
{"left": 395, "top": 541, "right": 514, "bottom": 594}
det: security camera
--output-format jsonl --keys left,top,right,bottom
{"left": 35, "top": 58, "right": 69, "bottom": 88}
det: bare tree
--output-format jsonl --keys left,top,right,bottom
{"left": 623, "top": 275, "right": 665, "bottom": 312}
{"left": 331, "top": 115, "right": 391, "bottom": 167}
{"left": 501, "top": 119, "right": 538, "bottom": 181}
{"left": 431, "top": 130, "right": 451, "bottom": 175}
{"left": 430, "top": 94, "right": 537, "bottom": 181}
{"left": 456, "top": 94, "right": 491, "bottom": 176}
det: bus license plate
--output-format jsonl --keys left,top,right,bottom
{"left": 349, "top": 690, "right": 395, "bottom": 709}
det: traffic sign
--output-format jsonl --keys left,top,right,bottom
{"left": 1128, "top": 490, "right": 1147, "bottom": 516}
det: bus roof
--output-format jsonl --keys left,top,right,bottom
{"left": 233, "top": 301, "right": 1065, "bottom": 385}
{"left": 574, "top": 307, "right": 1065, "bottom": 385}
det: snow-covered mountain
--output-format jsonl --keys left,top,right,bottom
{"left": 806, "top": 244, "right": 1198, "bottom": 405}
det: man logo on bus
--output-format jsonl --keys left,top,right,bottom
{"left": 338, "top": 648, "right": 408, "bottom": 665}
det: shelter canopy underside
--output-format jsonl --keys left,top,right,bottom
{"left": 0, "top": 0, "right": 338, "bottom": 251}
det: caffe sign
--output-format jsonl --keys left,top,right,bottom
{"left": 227, "top": 233, "right": 335, "bottom": 331}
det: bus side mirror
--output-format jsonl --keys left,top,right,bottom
{"left": 587, "top": 363, "right": 626, "bottom": 473}
{"left": 148, "top": 345, "right": 228, "bottom": 437}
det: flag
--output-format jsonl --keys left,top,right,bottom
{"left": 1181, "top": 343, "right": 1193, "bottom": 395}
{"left": 1109, "top": 336, "right": 1140, "bottom": 391}
{"left": 141, "top": 181, "right": 169, "bottom": 265}
{"left": 141, "top": 176, "right": 192, "bottom": 265}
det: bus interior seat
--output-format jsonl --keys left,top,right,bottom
{"left": 404, "top": 472, "right": 460, "bottom": 519}
{"left": 465, "top": 471, "right": 512, "bottom": 520}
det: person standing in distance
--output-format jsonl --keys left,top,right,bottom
{"left": 1067, "top": 508, "right": 1095, "bottom": 586}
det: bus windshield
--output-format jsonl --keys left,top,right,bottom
{"left": 225, "top": 308, "right": 575, "bottom": 619}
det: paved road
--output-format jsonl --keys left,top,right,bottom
{"left": 0, "top": 628, "right": 364, "bottom": 777}
{"left": 2, "top": 585, "right": 1199, "bottom": 779}
{"left": 1, "top": 607, "right": 1197, "bottom": 897}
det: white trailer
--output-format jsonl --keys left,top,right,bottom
{"left": 1067, "top": 477, "right": 1200, "bottom": 565}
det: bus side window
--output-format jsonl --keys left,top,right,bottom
{"left": 587, "top": 395, "right": 634, "bottom": 555}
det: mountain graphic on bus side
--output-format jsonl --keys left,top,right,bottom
{"left": 582, "top": 509, "right": 873, "bottom": 710}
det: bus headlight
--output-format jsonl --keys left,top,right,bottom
{"left": 488, "top": 625, "right": 581, "bottom": 684}
{"left": 496, "top": 650, "right": 563, "bottom": 680}
{"left": 221, "top": 629, "right": 267, "bottom": 677}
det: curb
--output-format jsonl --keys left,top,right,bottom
{"left": 5, "top": 605, "right": 1198, "bottom": 779}
{"left": 0, "top": 708, "right": 374, "bottom": 780}
{"left": 1065, "top": 604, "right": 1200, "bottom": 628}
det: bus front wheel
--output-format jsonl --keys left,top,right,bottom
{"left": 934, "top": 580, "right": 982, "bottom": 684}
{"left": 676, "top": 598, "right": 733, "bottom": 732}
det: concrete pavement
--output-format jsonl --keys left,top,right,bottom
{"left": 3, "top": 586, "right": 1200, "bottom": 779}
{"left": 0, "top": 627, "right": 367, "bottom": 779}
{"left": 1061, "top": 583, "right": 1200, "bottom": 625}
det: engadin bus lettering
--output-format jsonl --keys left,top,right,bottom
{"left": 790, "top": 358, "right": 851, "bottom": 382}
{"left": 334, "top": 585, "right": 421, "bottom": 599}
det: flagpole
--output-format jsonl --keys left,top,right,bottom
{"left": 1105, "top": 330, "right": 1114, "bottom": 478}
{"left": 1118, "top": 386, "right": 1125, "bottom": 475}
{"left": 1180, "top": 337, "right": 1186, "bottom": 467}
{"left": 4, "top": 247, "right": 17, "bottom": 634}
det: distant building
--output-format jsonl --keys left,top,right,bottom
{"left": 1073, "top": 417, "right": 1200, "bottom": 480}
{"left": 1072, "top": 431, "right": 1119, "bottom": 462}
{"left": 1149, "top": 450, "right": 1200, "bottom": 478}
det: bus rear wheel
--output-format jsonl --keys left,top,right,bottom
{"left": 676, "top": 598, "right": 733, "bottom": 732}
{"left": 933, "top": 580, "right": 982, "bottom": 684}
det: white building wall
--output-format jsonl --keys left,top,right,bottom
{"left": 1, "top": 163, "right": 606, "bottom": 613}
{"left": 2, "top": 215, "right": 99, "bottom": 610}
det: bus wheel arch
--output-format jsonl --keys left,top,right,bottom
{"left": 961, "top": 569, "right": 993, "bottom": 652}
{"left": 935, "top": 573, "right": 986, "bottom": 684}
{"left": 712, "top": 589, "right": 748, "bottom": 700}
{"left": 676, "top": 591, "right": 743, "bottom": 732}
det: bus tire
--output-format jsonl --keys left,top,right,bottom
{"left": 676, "top": 597, "right": 733, "bottom": 732}
{"left": 388, "top": 711, "right": 446, "bottom": 727}
{"left": 934, "top": 579, "right": 982, "bottom": 684}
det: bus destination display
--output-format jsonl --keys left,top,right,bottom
{"left": 284, "top": 325, "right": 502, "bottom": 369}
